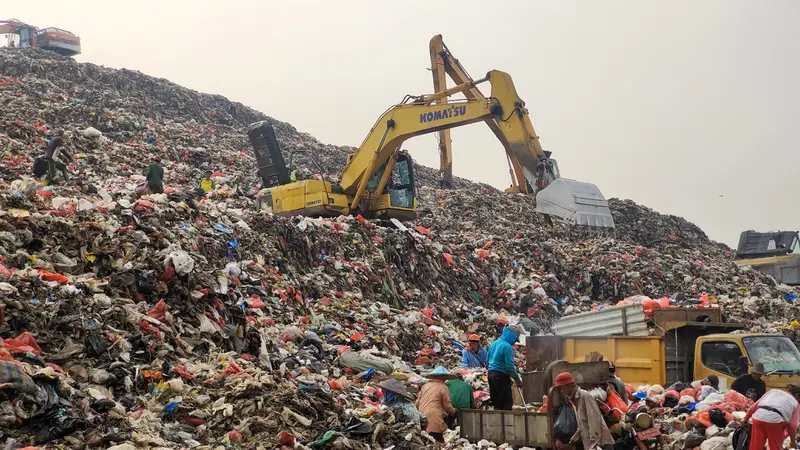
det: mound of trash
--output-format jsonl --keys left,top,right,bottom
{"left": 0, "top": 47, "right": 796, "bottom": 449}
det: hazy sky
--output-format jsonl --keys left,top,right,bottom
{"left": 4, "top": 1, "right": 799, "bottom": 246}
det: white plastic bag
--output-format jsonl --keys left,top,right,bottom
{"left": 166, "top": 250, "right": 195, "bottom": 275}
{"left": 83, "top": 127, "right": 102, "bottom": 138}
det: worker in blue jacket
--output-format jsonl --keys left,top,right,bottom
{"left": 487, "top": 325, "right": 523, "bottom": 410}
{"left": 461, "top": 334, "right": 488, "bottom": 369}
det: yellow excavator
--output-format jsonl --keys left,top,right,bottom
{"left": 248, "top": 69, "right": 613, "bottom": 227}
{"left": 429, "top": 34, "right": 613, "bottom": 228}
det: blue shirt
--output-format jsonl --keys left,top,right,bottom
{"left": 487, "top": 327, "right": 519, "bottom": 379}
{"left": 461, "top": 347, "right": 488, "bottom": 368}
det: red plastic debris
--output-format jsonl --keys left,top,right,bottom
{"left": 245, "top": 294, "right": 266, "bottom": 309}
{"left": 184, "top": 417, "right": 206, "bottom": 426}
{"left": 140, "top": 321, "right": 163, "bottom": 341}
{"left": 227, "top": 430, "right": 243, "bottom": 443}
{"left": 442, "top": 253, "right": 455, "bottom": 266}
{"left": 2, "top": 332, "right": 42, "bottom": 355}
{"left": 38, "top": 270, "right": 69, "bottom": 284}
{"left": 134, "top": 200, "right": 154, "bottom": 211}
{"left": 172, "top": 364, "right": 196, "bottom": 381}
{"left": 147, "top": 299, "right": 168, "bottom": 322}
{"left": 279, "top": 432, "right": 295, "bottom": 445}
{"left": 328, "top": 379, "right": 345, "bottom": 391}
{"left": 161, "top": 266, "right": 175, "bottom": 281}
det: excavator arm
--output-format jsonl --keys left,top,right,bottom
{"left": 428, "top": 34, "right": 614, "bottom": 228}
{"left": 431, "top": 34, "right": 537, "bottom": 193}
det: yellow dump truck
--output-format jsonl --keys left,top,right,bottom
{"left": 526, "top": 306, "right": 800, "bottom": 392}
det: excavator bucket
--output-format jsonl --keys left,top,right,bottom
{"left": 535, "top": 179, "right": 615, "bottom": 228}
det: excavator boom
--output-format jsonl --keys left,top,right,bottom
{"left": 430, "top": 34, "right": 527, "bottom": 191}
{"left": 429, "top": 34, "right": 614, "bottom": 229}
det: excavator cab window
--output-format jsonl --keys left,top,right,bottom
{"left": 389, "top": 154, "right": 415, "bottom": 208}
{"left": 364, "top": 154, "right": 416, "bottom": 208}
{"left": 550, "top": 158, "right": 561, "bottom": 179}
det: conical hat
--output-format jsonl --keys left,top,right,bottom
{"left": 379, "top": 378, "right": 414, "bottom": 400}
{"left": 426, "top": 366, "right": 456, "bottom": 380}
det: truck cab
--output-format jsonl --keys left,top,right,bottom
{"left": 694, "top": 334, "right": 800, "bottom": 391}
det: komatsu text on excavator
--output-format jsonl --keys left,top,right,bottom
{"left": 429, "top": 34, "right": 613, "bottom": 228}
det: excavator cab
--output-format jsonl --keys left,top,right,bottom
{"left": 248, "top": 121, "right": 416, "bottom": 220}
{"left": 363, "top": 151, "right": 417, "bottom": 221}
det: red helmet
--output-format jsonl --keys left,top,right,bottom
{"left": 468, "top": 334, "right": 481, "bottom": 343}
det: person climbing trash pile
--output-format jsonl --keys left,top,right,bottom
{"left": 39, "top": 129, "right": 72, "bottom": 184}
{"left": 146, "top": 155, "right": 165, "bottom": 193}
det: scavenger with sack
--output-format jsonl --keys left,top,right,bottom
{"left": 742, "top": 383, "right": 800, "bottom": 450}
{"left": 554, "top": 372, "right": 614, "bottom": 450}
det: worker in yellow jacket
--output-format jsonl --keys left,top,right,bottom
{"left": 199, "top": 170, "right": 216, "bottom": 194}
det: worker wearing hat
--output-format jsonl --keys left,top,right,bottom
{"left": 487, "top": 325, "right": 523, "bottom": 410}
{"left": 732, "top": 362, "right": 767, "bottom": 401}
{"left": 555, "top": 372, "right": 614, "bottom": 450}
{"left": 416, "top": 366, "right": 457, "bottom": 442}
{"left": 461, "top": 334, "right": 488, "bottom": 369}
{"left": 379, "top": 379, "right": 422, "bottom": 428}
{"left": 744, "top": 383, "right": 800, "bottom": 450}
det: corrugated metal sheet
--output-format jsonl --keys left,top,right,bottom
{"left": 553, "top": 304, "right": 648, "bottom": 337}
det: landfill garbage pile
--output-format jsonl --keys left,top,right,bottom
{"left": 0, "top": 47, "right": 797, "bottom": 449}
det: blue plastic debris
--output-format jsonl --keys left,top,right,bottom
{"left": 215, "top": 224, "right": 233, "bottom": 234}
